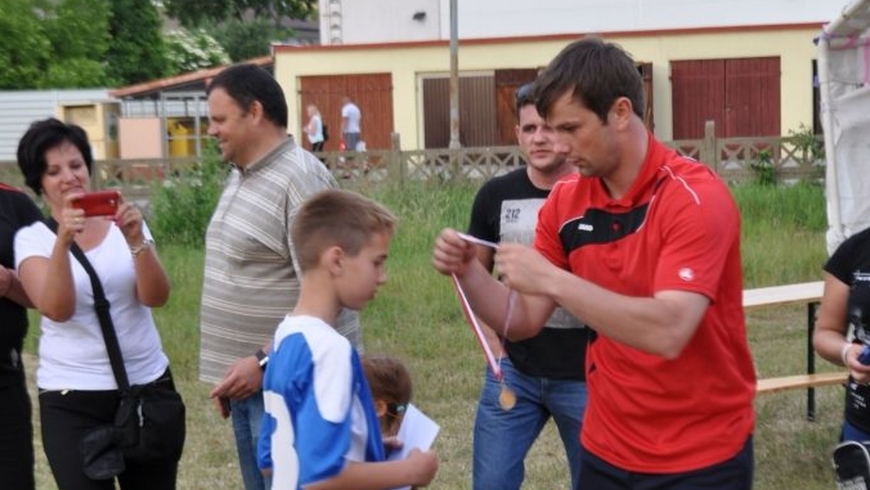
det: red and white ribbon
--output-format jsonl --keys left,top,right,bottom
{"left": 451, "top": 273, "right": 503, "bottom": 380}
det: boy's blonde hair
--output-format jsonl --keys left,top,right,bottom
{"left": 292, "top": 189, "right": 397, "bottom": 272}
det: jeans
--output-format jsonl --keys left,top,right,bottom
{"left": 344, "top": 132, "right": 361, "bottom": 152}
{"left": 473, "top": 358, "right": 587, "bottom": 490}
{"left": 843, "top": 420, "right": 870, "bottom": 442}
{"left": 231, "top": 392, "right": 272, "bottom": 490}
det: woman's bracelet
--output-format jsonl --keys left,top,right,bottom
{"left": 130, "top": 238, "right": 154, "bottom": 259}
{"left": 842, "top": 341, "right": 853, "bottom": 366}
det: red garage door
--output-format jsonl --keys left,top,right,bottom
{"left": 299, "top": 73, "right": 393, "bottom": 151}
{"left": 671, "top": 57, "right": 780, "bottom": 139}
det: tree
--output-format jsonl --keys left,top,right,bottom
{"left": 107, "top": 0, "right": 169, "bottom": 85}
{"left": 162, "top": 0, "right": 316, "bottom": 28}
{"left": 0, "top": 0, "right": 173, "bottom": 89}
{"left": 39, "top": 0, "right": 113, "bottom": 88}
{"left": 0, "top": 0, "right": 51, "bottom": 89}
{"left": 205, "top": 17, "right": 294, "bottom": 62}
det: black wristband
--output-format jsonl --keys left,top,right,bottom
{"left": 255, "top": 349, "right": 269, "bottom": 369}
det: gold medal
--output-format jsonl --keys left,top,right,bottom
{"left": 498, "top": 384, "right": 516, "bottom": 411}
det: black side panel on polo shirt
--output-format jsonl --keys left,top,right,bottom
{"left": 559, "top": 203, "right": 650, "bottom": 253}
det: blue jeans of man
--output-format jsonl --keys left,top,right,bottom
{"left": 231, "top": 391, "right": 272, "bottom": 490}
{"left": 843, "top": 420, "right": 870, "bottom": 442}
{"left": 473, "top": 358, "right": 587, "bottom": 490}
{"left": 344, "top": 132, "right": 361, "bottom": 152}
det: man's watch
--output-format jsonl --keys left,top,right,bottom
{"left": 255, "top": 349, "right": 269, "bottom": 370}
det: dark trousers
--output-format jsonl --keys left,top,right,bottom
{"left": 311, "top": 141, "right": 324, "bottom": 152}
{"left": 343, "top": 132, "right": 360, "bottom": 152}
{"left": 39, "top": 372, "right": 180, "bottom": 490}
{"left": 577, "top": 436, "right": 754, "bottom": 490}
{"left": 0, "top": 379, "right": 35, "bottom": 490}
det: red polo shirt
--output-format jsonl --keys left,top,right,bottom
{"left": 535, "top": 134, "right": 756, "bottom": 473}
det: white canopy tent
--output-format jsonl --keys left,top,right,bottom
{"left": 819, "top": 0, "right": 870, "bottom": 255}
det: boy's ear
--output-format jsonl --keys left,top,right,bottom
{"left": 323, "top": 246, "right": 345, "bottom": 276}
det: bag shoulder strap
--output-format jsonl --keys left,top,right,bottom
{"left": 45, "top": 218, "right": 131, "bottom": 391}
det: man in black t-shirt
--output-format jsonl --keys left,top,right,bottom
{"left": 465, "top": 83, "right": 588, "bottom": 490}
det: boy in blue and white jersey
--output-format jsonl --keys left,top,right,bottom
{"left": 257, "top": 189, "right": 438, "bottom": 489}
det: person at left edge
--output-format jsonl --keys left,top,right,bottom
{"left": 14, "top": 118, "right": 181, "bottom": 489}
{"left": 0, "top": 181, "right": 42, "bottom": 490}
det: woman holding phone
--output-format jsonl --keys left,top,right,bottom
{"left": 13, "top": 118, "right": 183, "bottom": 490}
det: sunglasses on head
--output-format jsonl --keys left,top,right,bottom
{"left": 387, "top": 402, "right": 408, "bottom": 418}
{"left": 515, "top": 82, "right": 535, "bottom": 103}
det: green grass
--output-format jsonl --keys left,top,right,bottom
{"left": 25, "top": 180, "right": 842, "bottom": 489}
{"left": 734, "top": 182, "right": 828, "bottom": 287}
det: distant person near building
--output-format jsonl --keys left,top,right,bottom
{"left": 305, "top": 105, "right": 325, "bottom": 153}
{"left": 341, "top": 96, "right": 362, "bottom": 152}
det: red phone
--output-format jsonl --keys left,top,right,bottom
{"left": 72, "top": 191, "right": 121, "bottom": 217}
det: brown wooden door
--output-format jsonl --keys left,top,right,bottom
{"left": 494, "top": 69, "right": 538, "bottom": 146}
{"left": 494, "top": 65, "right": 652, "bottom": 139}
{"left": 422, "top": 75, "right": 498, "bottom": 149}
{"left": 671, "top": 59, "right": 726, "bottom": 139}
{"left": 725, "top": 57, "right": 780, "bottom": 137}
{"left": 671, "top": 57, "right": 780, "bottom": 139}
{"left": 299, "top": 73, "right": 393, "bottom": 150}
{"left": 637, "top": 62, "right": 655, "bottom": 132}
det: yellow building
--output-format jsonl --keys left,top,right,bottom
{"left": 274, "top": 23, "right": 824, "bottom": 150}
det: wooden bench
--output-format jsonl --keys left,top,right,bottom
{"left": 744, "top": 281, "right": 834, "bottom": 420}
{"left": 757, "top": 371, "right": 848, "bottom": 395}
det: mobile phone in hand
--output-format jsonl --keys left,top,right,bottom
{"left": 72, "top": 191, "right": 121, "bottom": 217}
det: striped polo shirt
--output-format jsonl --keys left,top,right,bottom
{"left": 199, "top": 138, "right": 361, "bottom": 384}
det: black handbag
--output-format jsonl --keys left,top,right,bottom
{"left": 48, "top": 220, "right": 186, "bottom": 480}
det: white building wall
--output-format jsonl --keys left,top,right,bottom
{"left": 320, "top": 0, "right": 440, "bottom": 45}
{"left": 320, "top": 0, "right": 849, "bottom": 44}
{"left": 0, "top": 89, "right": 111, "bottom": 162}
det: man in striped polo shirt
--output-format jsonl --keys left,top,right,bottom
{"left": 199, "top": 64, "right": 361, "bottom": 490}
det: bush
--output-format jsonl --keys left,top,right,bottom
{"left": 787, "top": 122, "right": 825, "bottom": 163}
{"left": 749, "top": 148, "right": 776, "bottom": 186}
{"left": 150, "top": 150, "right": 227, "bottom": 247}
{"left": 164, "top": 27, "right": 230, "bottom": 73}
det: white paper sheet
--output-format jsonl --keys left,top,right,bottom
{"left": 386, "top": 403, "right": 440, "bottom": 489}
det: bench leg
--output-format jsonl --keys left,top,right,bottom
{"left": 807, "top": 302, "right": 818, "bottom": 421}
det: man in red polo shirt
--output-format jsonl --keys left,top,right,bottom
{"left": 432, "top": 37, "right": 755, "bottom": 489}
